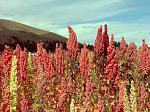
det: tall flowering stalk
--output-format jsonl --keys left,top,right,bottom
{"left": 66, "top": 26, "right": 79, "bottom": 109}
{"left": 36, "top": 42, "right": 47, "bottom": 103}
{"left": 32, "top": 42, "right": 47, "bottom": 111}
{"left": 42, "top": 48, "right": 49, "bottom": 71}
{"left": 138, "top": 39, "right": 150, "bottom": 76}
{"left": 2, "top": 45, "right": 12, "bottom": 77}
{"left": 105, "top": 34, "right": 118, "bottom": 111}
{"left": 55, "top": 43, "right": 64, "bottom": 76}
{"left": 80, "top": 43, "right": 89, "bottom": 79}
{"left": 126, "top": 42, "right": 137, "bottom": 62}
{"left": 130, "top": 80, "right": 137, "bottom": 112}
{"left": 94, "top": 25, "right": 105, "bottom": 77}
{"left": 122, "top": 42, "right": 138, "bottom": 82}
{"left": 119, "top": 36, "right": 127, "bottom": 57}
{"left": 16, "top": 48, "right": 28, "bottom": 111}
{"left": 80, "top": 43, "right": 91, "bottom": 111}
{"left": 1, "top": 45, "right": 12, "bottom": 112}
{"left": 66, "top": 26, "right": 79, "bottom": 60}
{"left": 103, "top": 24, "right": 109, "bottom": 56}
{"left": 105, "top": 34, "right": 118, "bottom": 84}
{"left": 47, "top": 54, "right": 55, "bottom": 79}
{"left": 117, "top": 37, "right": 127, "bottom": 80}
{"left": 10, "top": 55, "right": 18, "bottom": 112}
{"left": 41, "top": 48, "right": 54, "bottom": 79}
{"left": 135, "top": 40, "right": 149, "bottom": 111}
{"left": 94, "top": 25, "right": 104, "bottom": 58}
{"left": 19, "top": 48, "right": 27, "bottom": 85}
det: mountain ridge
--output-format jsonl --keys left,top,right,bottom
{"left": 0, "top": 19, "right": 67, "bottom": 43}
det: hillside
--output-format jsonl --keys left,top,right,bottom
{"left": 0, "top": 19, "right": 67, "bottom": 43}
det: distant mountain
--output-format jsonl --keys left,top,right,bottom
{"left": 0, "top": 19, "right": 67, "bottom": 43}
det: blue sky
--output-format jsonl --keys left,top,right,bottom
{"left": 0, "top": 0, "right": 150, "bottom": 47}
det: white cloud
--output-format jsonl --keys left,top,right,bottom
{"left": 0, "top": 0, "right": 128, "bottom": 25}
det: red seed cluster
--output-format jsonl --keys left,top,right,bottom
{"left": 138, "top": 40, "right": 150, "bottom": 75}
{"left": 94, "top": 25, "right": 104, "bottom": 58}
{"left": 106, "top": 34, "right": 118, "bottom": 84}
{"left": 42, "top": 49, "right": 54, "bottom": 78}
{"left": 66, "top": 26, "right": 79, "bottom": 59}
{"left": 18, "top": 48, "right": 27, "bottom": 85}
{"left": 55, "top": 43, "right": 64, "bottom": 76}
{"left": 47, "top": 55, "right": 55, "bottom": 79}
{"left": 1, "top": 45, "right": 12, "bottom": 112}
{"left": 2, "top": 45, "right": 12, "bottom": 75}
{"left": 119, "top": 36, "right": 127, "bottom": 56}
{"left": 103, "top": 24, "right": 109, "bottom": 55}
{"left": 126, "top": 42, "right": 137, "bottom": 61}
{"left": 80, "top": 43, "right": 89, "bottom": 79}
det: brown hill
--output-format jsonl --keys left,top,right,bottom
{"left": 0, "top": 19, "right": 67, "bottom": 43}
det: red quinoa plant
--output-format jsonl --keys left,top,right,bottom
{"left": 94, "top": 25, "right": 105, "bottom": 78}
{"left": 1, "top": 45, "right": 12, "bottom": 112}
{"left": 66, "top": 26, "right": 79, "bottom": 60}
